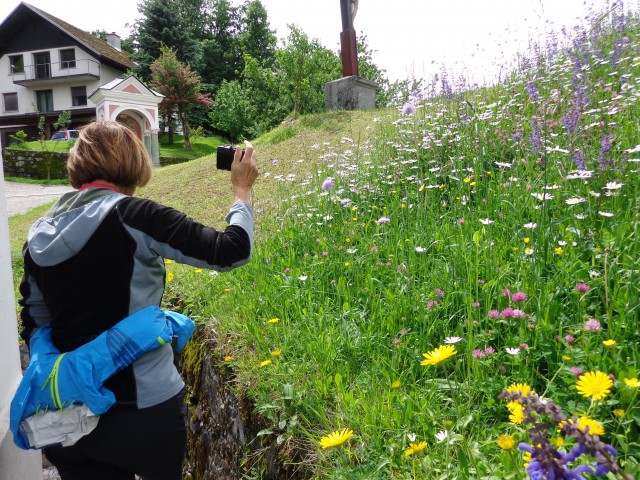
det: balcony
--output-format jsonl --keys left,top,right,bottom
{"left": 12, "top": 59, "right": 100, "bottom": 87}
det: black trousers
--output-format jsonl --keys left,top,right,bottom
{"left": 44, "top": 390, "right": 187, "bottom": 480}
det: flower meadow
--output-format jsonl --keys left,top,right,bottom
{"left": 164, "top": 3, "right": 640, "bottom": 479}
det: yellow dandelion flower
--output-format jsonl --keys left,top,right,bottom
{"left": 524, "top": 237, "right": 530, "bottom": 243}
{"left": 319, "top": 428, "right": 354, "bottom": 449}
{"left": 391, "top": 380, "right": 401, "bottom": 389}
{"left": 507, "top": 383, "right": 535, "bottom": 397}
{"left": 166, "top": 272, "right": 174, "bottom": 282}
{"left": 524, "top": 247, "right": 533, "bottom": 254}
{"left": 509, "top": 403, "right": 525, "bottom": 425}
{"left": 260, "top": 359, "right": 272, "bottom": 367}
{"left": 576, "top": 371, "right": 613, "bottom": 400}
{"left": 470, "top": 181, "right": 476, "bottom": 186}
{"left": 613, "top": 409, "right": 625, "bottom": 417}
{"left": 271, "top": 350, "right": 282, "bottom": 357}
{"left": 624, "top": 378, "right": 640, "bottom": 388}
{"left": 560, "top": 417, "right": 605, "bottom": 436}
{"left": 603, "top": 339, "right": 616, "bottom": 347}
{"left": 195, "top": 268, "right": 203, "bottom": 273}
{"left": 405, "top": 441, "right": 427, "bottom": 456}
{"left": 464, "top": 177, "right": 472, "bottom": 183}
{"left": 267, "top": 318, "right": 280, "bottom": 324}
{"left": 562, "top": 355, "right": 572, "bottom": 361}
{"left": 420, "top": 345, "right": 457, "bottom": 366}
{"left": 345, "top": 262, "right": 350, "bottom": 267}
{"left": 419, "top": 184, "right": 425, "bottom": 192}
{"left": 553, "top": 437, "right": 565, "bottom": 447}
{"left": 223, "top": 355, "right": 232, "bottom": 362}
{"left": 497, "top": 434, "right": 515, "bottom": 450}
{"left": 554, "top": 247, "right": 564, "bottom": 255}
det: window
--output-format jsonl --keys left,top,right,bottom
{"left": 33, "top": 52, "right": 51, "bottom": 79}
{"left": 3, "top": 93, "right": 18, "bottom": 112}
{"left": 71, "top": 86, "right": 87, "bottom": 106}
{"left": 36, "top": 90, "right": 54, "bottom": 113}
{"left": 9, "top": 55, "right": 24, "bottom": 74}
{"left": 60, "top": 49, "right": 76, "bottom": 69}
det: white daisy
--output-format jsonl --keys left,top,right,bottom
{"left": 523, "top": 222, "right": 538, "bottom": 229}
{"left": 565, "top": 197, "right": 586, "bottom": 205}
{"left": 479, "top": 218, "right": 494, "bottom": 225}
{"left": 603, "top": 182, "right": 623, "bottom": 190}
{"left": 415, "top": 246, "right": 426, "bottom": 253}
{"left": 505, "top": 347, "right": 521, "bottom": 355}
{"left": 435, "top": 430, "right": 450, "bottom": 443}
{"left": 298, "top": 275, "right": 308, "bottom": 281}
{"left": 444, "top": 336, "right": 463, "bottom": 344}
{"left": 598, "top": 211, "right": 614, "bottom": 217}
{"left": 531, "top": 193, "right": 554, "bottom": 201}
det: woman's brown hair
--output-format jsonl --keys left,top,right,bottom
{"left": 67, "top": 120, "right": 153, "bottom": 191}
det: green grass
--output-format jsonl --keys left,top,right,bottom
{"left": 8, "top": 6, "right": 640, "bottom": 479}
{"left": 158, "top": 133, "right": 227, "bottom": 159}
{"left": 4, "top": 177, "right": 70, "bottom": 186}
{"left": 7, "top": 140, "right": 75, "bottom": 152}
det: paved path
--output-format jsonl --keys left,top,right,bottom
{"left": 3, "top": 182, "right": 74, "bottom": 216}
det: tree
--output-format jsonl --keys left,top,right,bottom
{"left": 275, "top": 25, "right": 341, "bottom": 117}
{"left": 240, "top": 0, "right": 276, "bottom": 67}
{"left": 131, "top": 0, "right": 201, "bottom": 80}
{"left": 199, "top": 0, "right": 243, "bottom": 93}
{"left": 150, "top": 47, "right": 212, "bottom": 149}
{"left": 209, "top": 80, "right": 254, "bottom": 141}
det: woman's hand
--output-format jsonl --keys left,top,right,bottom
{"left": 231, "top": 141, "right": 259, "bottom": 203}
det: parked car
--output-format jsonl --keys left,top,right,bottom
{"left": 50, "top": 130, "right": 80, "bottom": 140}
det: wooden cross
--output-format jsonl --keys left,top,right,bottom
{"left": 339, "top": 0, "right": 359, "bottom": 77}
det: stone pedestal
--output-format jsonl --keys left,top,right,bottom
{"left": 325, "top": 76, "right": 378, "bottom": 111}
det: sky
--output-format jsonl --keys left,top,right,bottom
{"left": 0, "top": 0, "right": 626, "bottom": 84}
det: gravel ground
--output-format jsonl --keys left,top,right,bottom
{"left": 3, "top": 181, "right": 74, "bottom": 217}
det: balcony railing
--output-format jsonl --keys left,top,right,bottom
{"left": 12, "top": 59, "right": 101, "bottom": 86}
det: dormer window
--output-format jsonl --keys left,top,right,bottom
{"left": 9, "top": 55, "right": 24, "bottom": 74}
{"left": 60, "top": 48, "right": 76, "bottom": 69}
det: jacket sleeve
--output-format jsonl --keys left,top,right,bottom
{"left": 116, "top": 197, "right": 254, "bottom": 271}
{"left": 19, "top": 248, "right": 53, "bottom": 344}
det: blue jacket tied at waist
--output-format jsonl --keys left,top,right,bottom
{"left": 11, "top": 306, "right": 195, "bottom": 450}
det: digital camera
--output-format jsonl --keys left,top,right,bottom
{"left": 216, "top": 145, "right": 245, "bottom": 171}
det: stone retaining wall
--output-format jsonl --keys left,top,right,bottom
{"left": 2, "top": 148, "right": 191, "bottom": 179}
{"left": 2, "top": 149, "right": 68, "bottom": 180}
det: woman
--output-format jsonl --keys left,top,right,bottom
{"left": 18, "top": 120, "right": 258, "bottom": 479}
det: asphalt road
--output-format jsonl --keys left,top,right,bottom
{"left": 3, "top": 181, "right": 74, "bottom": 217}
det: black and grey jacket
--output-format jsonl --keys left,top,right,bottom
{"left": 19, "top": 187, "right": 253, "bottom": 409}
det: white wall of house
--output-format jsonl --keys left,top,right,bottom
{"left": 1, "top": 46, "right": 125, "bottom": 116}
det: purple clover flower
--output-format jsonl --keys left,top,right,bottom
{"left": 512, "top": 291, "right": 527, "bottom": 302}
{"left": 584, "top": 318, "right": 601, "bottom": 332}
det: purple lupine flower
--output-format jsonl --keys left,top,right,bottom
{"left": 573, "top": 150, "right": 586, "bottom": 171}
{"left": 598, "top": 135, "right": 615, "bottom": 170}
{"left": 529, "top": 119, "right": 544, "bottom": 154}
{"left": 526, "top": 79, "right": 539, "bottom": 101}
{"left": 321, "top": 177, "right": 335, "bottom": 190}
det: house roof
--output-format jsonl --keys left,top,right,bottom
{"left": 0, "top": 2, "right": 134, "bottom": 70}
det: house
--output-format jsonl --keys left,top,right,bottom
{"left": 0, "top": 2, "right": 163, "bottom": 165}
